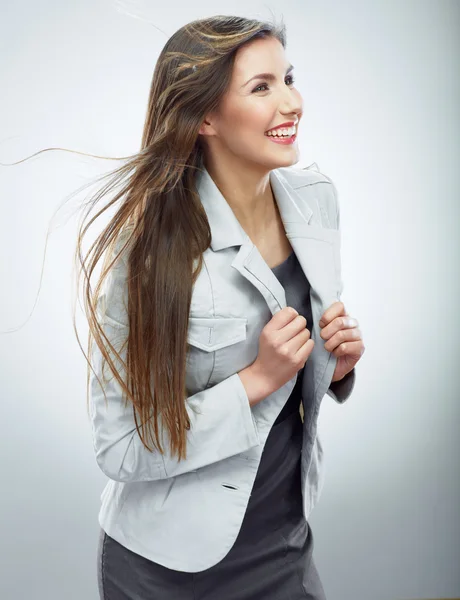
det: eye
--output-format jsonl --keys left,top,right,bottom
{"left": 252, "top": 74, "right": 296, "bottom": 93}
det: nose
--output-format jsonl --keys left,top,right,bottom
{"left": 279, "top": 86, "right": 303, "bottom": 120}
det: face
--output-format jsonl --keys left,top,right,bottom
{"left": 199, "top": 36, "right": 303, "bottom": 171}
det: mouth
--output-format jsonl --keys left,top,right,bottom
{"left": 264, "top": 127, "right": 297, "bottom": 145}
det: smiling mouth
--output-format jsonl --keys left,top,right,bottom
{"left": 264, "top": 126, "right": 297, "bottom": 138}
{"left": 264, "top": 130, "right": 297, "bottom": 144}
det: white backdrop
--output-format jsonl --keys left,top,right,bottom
{"left": 1, "top": 1, "right": 459, "bottom": 598}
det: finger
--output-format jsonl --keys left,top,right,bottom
{"left": 321, "top": 315, "right": 358, "bottom": 341}
{"left": 330, "top": 340, "right": 364, "bottom": 358}
{"left": 270, "top": 306, "right": 300, "bottom": 332}
{"left": 319, "top": 301, "right": 346, "bottom": 328}
{"left": 324, "top": 328, "right": 362, "bottom": 353}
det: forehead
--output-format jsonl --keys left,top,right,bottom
{"left": 231, "top": 36, "right": 288, "bottom": 80}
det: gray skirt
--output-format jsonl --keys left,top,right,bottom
{"left": 97, "top": 395, "right": 327, "bottom": 599}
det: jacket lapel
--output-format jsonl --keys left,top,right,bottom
{"left": 195, "top": 165, "right": 341, "bottom": 406}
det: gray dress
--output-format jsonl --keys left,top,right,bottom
{"left": 97, "top": 249, "right": 328, "bottom": 599}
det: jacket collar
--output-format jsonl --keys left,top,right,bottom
{"left": 195, "top": 165, "right": 314, "bottom": 252}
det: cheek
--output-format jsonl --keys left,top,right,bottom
{"left": 224, "top": 113, "right": 274, "bottom": 155}
{"left": 243, "top": 103, "right": 274, "bottom": 134}
{"left": 220, "top": 124, "right": 259, "bottom": 156}
{"left": 225, "top": 102, "right": 272, "bottom": 140}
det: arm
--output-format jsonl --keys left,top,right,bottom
{"left": 89, "top": 242, "right": 261, "bottom": 483}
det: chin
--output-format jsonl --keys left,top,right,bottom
{"left": 245, "top": 150, "right": 300, "bottom": 172}
{"left": 272, "top": 153, "right": 300, "bottom": 169}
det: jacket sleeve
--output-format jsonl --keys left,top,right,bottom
{"left": 89, "top": 239, "right": 261, "bottom": 483}
{"left": 327, "top": 368, "right": 356, "bottom": 403}
{"left": 325, "top": 174, "right": 357, "bottom": 404}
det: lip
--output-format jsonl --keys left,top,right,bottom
{"left": 265, "top": 121, "right": 297, "bottom": 133}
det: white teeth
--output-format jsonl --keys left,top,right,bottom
{"left": 265, "top": 126, "right": 296, "bottom": 137}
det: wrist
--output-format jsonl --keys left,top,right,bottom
{"left": 238, "top": 363, "right": 273, "bottom": 407}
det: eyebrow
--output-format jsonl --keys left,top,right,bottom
{"left": 241, "top": 64, "right": 295, "bottom": 88}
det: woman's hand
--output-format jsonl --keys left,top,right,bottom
{"left": 249, "top": 306, "right": 315, "bottom": 399}
{"left": 319, "top": 301, "right": 365, "bottom": 383}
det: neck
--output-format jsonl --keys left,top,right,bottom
{"left": 202, "top": 157, "right": 278, "bottom": 241}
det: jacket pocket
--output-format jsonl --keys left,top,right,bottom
{"left": 186, "top": 317, "right": 249, "bottom": 392}
{"left": 187, "top": 316, "right": 247, "bottom": 352}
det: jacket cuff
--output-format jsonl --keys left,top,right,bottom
{"left": 327, "top": 368, "right": 356, "bottom": 404}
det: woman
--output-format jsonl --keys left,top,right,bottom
{"left": 88, "top": 14, "right": 364, "bottom": 600}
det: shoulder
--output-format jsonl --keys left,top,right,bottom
{"left": 111, "top": 223, "right": 136, "bottom": 265}
{"left": 276, "top": 163, "right": 336, "bottom": 191}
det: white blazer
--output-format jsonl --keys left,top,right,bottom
{"left": 90, "top": 163, "right": 356, "bottom": 572}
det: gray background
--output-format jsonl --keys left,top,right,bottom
{"left": 0, "top": 1, "right": 459, "bottom": 599}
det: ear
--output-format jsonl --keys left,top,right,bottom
{"left": 198, "top": 116, "right": 218, "bottom": 137}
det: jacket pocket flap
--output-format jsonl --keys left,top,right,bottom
{"left": 187, "top": 317, "right": 248, "bottom": 352}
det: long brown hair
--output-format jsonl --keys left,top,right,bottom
{"left": 9, "top": 15, "right": 287, "bottom": 462}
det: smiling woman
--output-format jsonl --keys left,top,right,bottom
{"left": 87, "top": 14, "right": 334, "bottom": 599}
